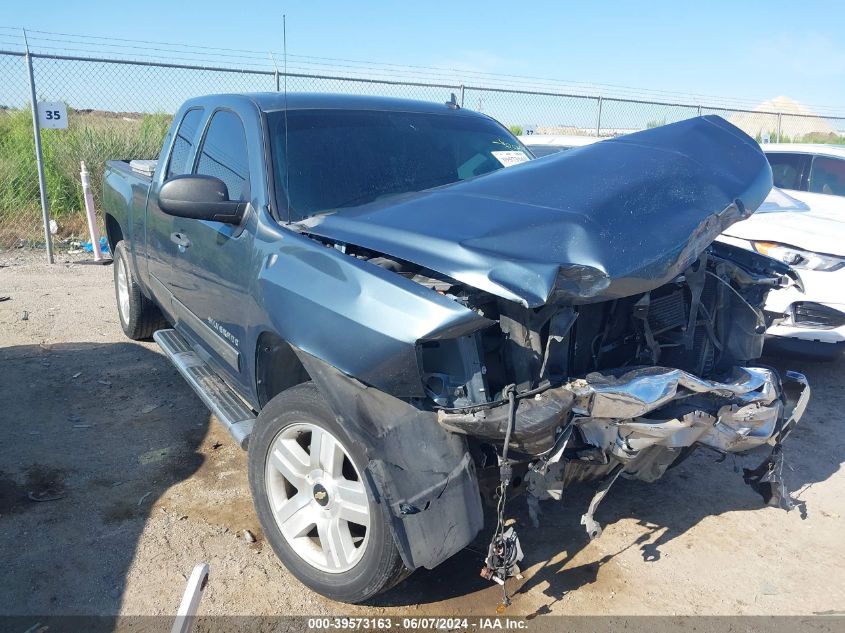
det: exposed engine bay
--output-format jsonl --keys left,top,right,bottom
{"left": 312, "top": 234, "right": 810, "bottom": 602}
{"left": 319, "top": 236, "right": 808, "bottom": 494}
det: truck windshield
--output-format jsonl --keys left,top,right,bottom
{"left": 267, "top": 109, "right": 528, "bottom": 221}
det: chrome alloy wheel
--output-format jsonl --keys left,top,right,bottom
{"left": 265, "top": 422, "right": 370, "bottom": 573}
{"left": 116, "top": 255, "right": 130, "bottom": 324}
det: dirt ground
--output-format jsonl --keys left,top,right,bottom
{"left": 1, "top": 248, "right": 844, "bottom": 620}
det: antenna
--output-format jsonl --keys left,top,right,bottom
{"left": 282, "top": 14, "right": 291, "bottom": 221}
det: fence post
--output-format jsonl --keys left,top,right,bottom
{"left": 596, "top": 96, "right": 603, "bottom": 137}
{"left": 274, "top": 70, "right": 280, "bottom": 92}
{"left": 697, "top": 105, "right": 702, "bottom": 117}
{"left": 23, "top": 30, "right": 54, "bottom": 264}
{"left": 459, "top": 84, "right": 465, "bottom": 108}
{"left": 776, "top": 113, "right": 782, "bottom": 143}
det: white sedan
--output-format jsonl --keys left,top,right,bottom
{"left": 719, "top": 188, "right": 845, "bottom": 359}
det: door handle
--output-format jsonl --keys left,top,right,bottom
{"left": 170, "top": 232, "right": 192, "bottom": 251}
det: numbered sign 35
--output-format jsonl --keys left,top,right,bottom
{"left": 37, "top": 101, "right": 68, "bottom": 129}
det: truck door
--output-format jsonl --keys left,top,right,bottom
{"left": 145, "top": 107, "right": 205, "bottom": 311}
{"left": 165, "top": 108, "right": 256, "bottom": 393}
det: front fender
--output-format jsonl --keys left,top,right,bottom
{"left": 256, "top": 228, "right": 491, "bottom": 397}
{"left": 294, "top": 350, "right": 484, "bottom": 571}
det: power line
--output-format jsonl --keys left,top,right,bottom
{"left": 1, "top": 25, "right": 843, "bottom": 115}
{"left": 0, "top": 27, "right": 833, "bottom": 110}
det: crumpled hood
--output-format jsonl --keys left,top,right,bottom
{"left": 298, "top": 115, "right": 772, "bottom": 307}
{"left": 723, "top": 188, "right": 845, "bottom": 257}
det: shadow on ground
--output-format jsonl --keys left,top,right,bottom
{"left": 372, "top": 354, "right": 844, "bottom": 609}
{"left": 0, "top": 341, "right": 210, "bottom": 621}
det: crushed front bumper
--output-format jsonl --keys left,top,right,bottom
{"left": 571, "top": 366, "right": 810, "bottom": 467}
{"left": 439, "top": 365, "right": 810, "bottom": 477}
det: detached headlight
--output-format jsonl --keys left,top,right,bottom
{"left": 752, "top": 241, "right": 845, "bottom": 272}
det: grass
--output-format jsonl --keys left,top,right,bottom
{"left": 0, "top": 107, "right": 170, "bottom": 246}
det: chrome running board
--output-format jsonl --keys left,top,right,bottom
{"left": 154, "top": 328, "right": 255, "bottom": 449}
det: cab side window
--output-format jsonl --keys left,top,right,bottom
{"left": 195, "top": 110, "right": 250, "bottom": 202}
{"left": 766, "top": 152, "right": 807, "bottom": 191}
{"left": 808, "top": 156, "right": 845, "bottom": 197}
{"left": 166, "top": 108, "right": 204, "bottom": 179}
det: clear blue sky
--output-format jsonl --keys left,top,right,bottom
{"left": 5, "top": 0, "right": 845, "bottom": 110}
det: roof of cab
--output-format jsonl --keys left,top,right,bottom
{"left": 182, "top": 92, "right": 485, "bottom": 117}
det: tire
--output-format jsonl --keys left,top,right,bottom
{"left": 248, "top": 383, "right": 408, "bottom": 603}
{"left": 113, "top": 241, "right": 168, "bottom": 340}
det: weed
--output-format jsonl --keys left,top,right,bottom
{"left": 0, "top": 107, "right": 170, "bottom": 243}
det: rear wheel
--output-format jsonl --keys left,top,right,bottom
{"left": 248, "top": 383, "right": 408, "bottom": 603}
{"left": 113, "top": 241, "right": 167, "bottom": 340}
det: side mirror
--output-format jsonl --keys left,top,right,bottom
{"left": 158, "top": 175, "right": 246, "bottom": 224}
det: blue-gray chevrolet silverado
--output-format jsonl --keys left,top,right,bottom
{"left": 103, "top": 93, "right": 810, "bottom": 604}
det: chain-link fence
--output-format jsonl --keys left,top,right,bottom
{"left": 1, "top": 48, "right": 844, "bottom": 254}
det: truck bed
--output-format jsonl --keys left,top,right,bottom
{"left": 105, "top": 159, "right": 155, "bottom": 184}
{"left": 103, "top": 160, "right": 156, "bottom": 264}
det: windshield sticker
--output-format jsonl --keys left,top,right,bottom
{"left": 491, "top": 151, "right": 530, "bottom": 168}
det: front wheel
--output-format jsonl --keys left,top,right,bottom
{"left": 248, "top": 383, "right": 408, "bottom": 603}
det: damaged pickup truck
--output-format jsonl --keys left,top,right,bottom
{"left": 103, "top": 93, "right": 810, "bottom": 604}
